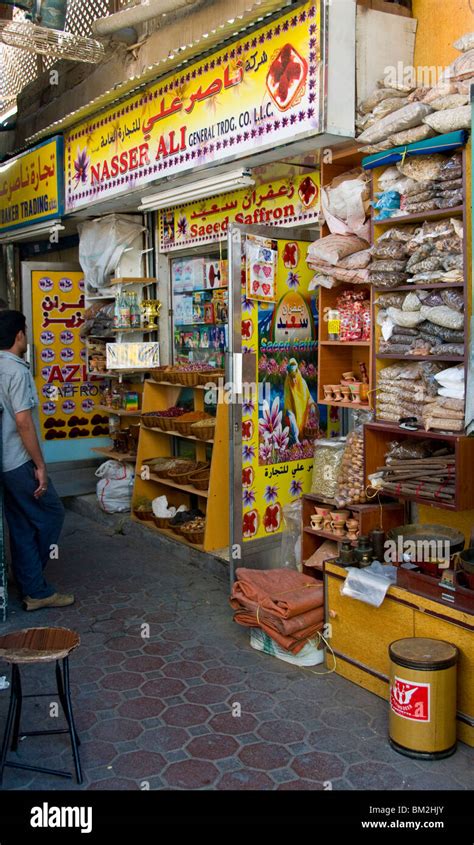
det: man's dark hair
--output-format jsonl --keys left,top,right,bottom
{"left": 0, "top": 310, "right": 26, "bottom": 350}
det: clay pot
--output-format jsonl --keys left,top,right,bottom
{"left": 315, "top": 507, "right": 330, "bottom": 517}
{"left": 331, "top": 385, "right": 343, "bottom": 401}
{"left": 340, "top": 385, "right": 351, "bottom": 401}
{"left": 311, "top": 515, "right": 323, "bottom": 530}
{"left": 346, "top": 519, "right": 359, "bottom": 531}
{"left": 323, "top": 385, "right": 333, "bottom": 401}
{"left": 342, "top": 371, "right": 356, "bottom": 382}
{"left": 349, "top": 382, "right": 361, "bottom": 403}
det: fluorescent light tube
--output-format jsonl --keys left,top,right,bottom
{"left": 0, "top": 220, "right": 64, "bottom": 243}
{"left": 139, "top": 169, "right": 255, "bottom": 211}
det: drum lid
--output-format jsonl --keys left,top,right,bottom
{"left": 389, "top": 638, "right": 458, "bottom": 671}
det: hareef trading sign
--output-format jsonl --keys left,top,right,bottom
{"left": 158, "top": 171, "right": 320, "bottom": 251}
{"left": 0, "top": 137, "right": 64, "bottom": 232}
{"left": 64, "top": 1, "right": 324, "bottom": 212}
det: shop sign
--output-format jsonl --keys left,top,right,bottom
{"left": 0, "top": 137, "right": 63, "bottom": 232}
{"left": 65, "top": 1, "right": 324, "bottom": 212}
{"left": 390, "top": 677, "right": 430, "bottom": 722}
{"left": 158, "top": 171, "right": 320, "bottom": 252}
{"left": 241, "top": 234, "right": 335, "bottom": 542}
{"left": 31, "top": 270, "right": 106, "bottom": 452}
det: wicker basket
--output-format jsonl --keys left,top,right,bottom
{"left": 190, "top": 419, "right": 216, "bottom": 441}
{"left": 197, "top": 369, "right": 225, "bottom": 386}
{"left": 168, "top": 461, "right": 208, "bottom": 486}
{"left": 181, "top": 525, "right": 205, "bottom": 545}
{"left": 188, "top": 468, "right": 210, "bottom": 491}
{"left": 141, "top": 414, "right": 165, "bottom": 429}
{"left": 170, "top": 522, "right": 185, "bottom": 535}
{"left": 154, "top": 459, "right": 194, "bottom": 479}
{"left": 133, "top": 509, "right": 154, "bottom": 522}
{"left": 174, "top": 412, "right": 211, "bottom": 436}
{"left": 153, "top": 515, "right": 170, "bottom": 529}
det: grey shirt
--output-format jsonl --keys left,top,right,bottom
{"left": 0, "top": 351, "right": 41, "bottom": 473}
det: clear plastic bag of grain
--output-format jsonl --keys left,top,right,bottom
{"left": 334, "top": 410, "right": 374, "bottom": 508}
{"left": 311, "top": 439, "right": 346, "bottom": 501}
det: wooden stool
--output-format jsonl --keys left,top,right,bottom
{"left": 0, "top": 627, "right": 82, "bottom": 784}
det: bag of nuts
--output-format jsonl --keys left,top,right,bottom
{"left": 334, "top": 410, "right": 374, "bottom": 508}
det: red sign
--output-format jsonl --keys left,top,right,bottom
{"left": 390, "top": 677, "right": 430, "bottom": 722}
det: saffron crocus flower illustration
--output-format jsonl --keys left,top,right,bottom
{"left": 259, "top": 355, "right": 269, "bottom": 373}
{"left": 242, "top": 444, "right": 256, "bottom": 462}
{"left": 290, "top": 479, "right": 303, "bottom": 497}
{"left": 287, "top": 271, "right": 300, "bottom": 289}
{"left": 272, "top": 424, "right": 290, "bottom": 452}
{"left": 74, "top": 148, "right": 90, "bottom": 186}
{"left": 243, "top": 399, "right": 255, "bottom": 416}
{"left": 264, "top": 484, "right": 279, "bottom": 503}
{"left": 259, "top": 441, "right": 273, "bottom": 463}
{"left": 243, "top": 488, "right": 256, "bottom": 507}
{"left": 259, "top": 397, "right": 282, "bottom": 440}
{"left": 242, "top": 296, "right": 254, "bottom": 313}
{"left": 177, "top": 216, "right": 187, "bottom": 236}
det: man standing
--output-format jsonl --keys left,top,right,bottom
{"left": 0, "top": 310, "right": 74, "bottom": 610}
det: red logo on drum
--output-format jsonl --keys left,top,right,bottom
{"left": 390, "top": 677, "right": 430, "bottom": 722}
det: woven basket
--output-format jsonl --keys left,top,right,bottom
{"left": 177, "top": 371, "right": 201, "bottom": 386}
{"left": 170, "top": 522, "right": 185, "bottom": 535}
{"left": 134, "top": 509, "right": 154, "bottom": 522}
{"left": 168, "top": 461, "right": 208, "bottom": 486}
{"left": 153, "top": 515, "right": 170, "bottom": 529}
{"left": 154, "top": 459, "right": 194, "bottom": 479}
{"left": 174, "top": 413, "right": 211, "bottom": 436}
{"left": 190, "top": 419, "right": 216, "bottom": 441}
{"left": 197, "top": 369, "right": 225, "bottom": 386}
{"left": 181, "top": 525, "right": 205, "bottom": 545}
{"left": 188, "top": 468, "right": 210, "bottom": 491}
{"left": 141, "top": 414, "right": 164, "bottom": 429}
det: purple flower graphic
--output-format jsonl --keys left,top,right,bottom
{"left": 259, "top": 397, "right": 282, "bottom": 441}
{"left": 74, "top": 148, "right": 90, "bottom": 186}
{"left": 272, "top": 425, "right": 290, "bottom": 452}
{"left": 243, "top": 399, "right": 255, "bottom": 416}
{"left": 290, "top": 479, "right": 303, "bottom": 497}
{"left": 242, "top": 296, "right": 254, "bottom": 313}
{"left": 287, "top": 272, "right": 300, "bottom": 289}
{"left": 242, "top": 444, "right": 256, "bottom": 462}
{"left": 243, "top": 488, "right": 256, "bottom": 507}
{"left": 177, "top": 216, "right": 187, "bottom": 236}
{"left": 264, "top": 485, "right": 279, "bottom": 503}
{"left": 259, "top": 442, "right": 273, "bottom": 463}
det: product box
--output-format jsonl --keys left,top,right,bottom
{"left": 174, "top": 294, "right": 194, "bottom": 326}
{"left": 204, "top": 259, "right": 228, "bottom": 290}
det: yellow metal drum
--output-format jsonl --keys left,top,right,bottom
{"left": 389, "top": 638, "right": 458, "bottom": 760}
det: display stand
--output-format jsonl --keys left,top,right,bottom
{"left": 132, "top": 379, "right": 229, "bottom": 552}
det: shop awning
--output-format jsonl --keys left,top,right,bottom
{"left": 361, "top": 130, "right": 469, "bottom": 171}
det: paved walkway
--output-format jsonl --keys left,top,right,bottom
{"left": 0, "top": 509, "right": 472, "bottom": 791}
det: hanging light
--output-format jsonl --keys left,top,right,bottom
{"left": 138, "top": 169, "right": 255, "bottom": 212}
{"left": 0, "top": 18, "right": 106, "bottom": 63}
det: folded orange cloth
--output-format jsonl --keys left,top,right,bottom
{"left": 231, "top": 567, "right": 323, "bottom": 619}
{"left": 230, "top": 597, "right": 324, "bottom": 636}
{"left": 232, "top": 607, "right": 324, "bottom": 653}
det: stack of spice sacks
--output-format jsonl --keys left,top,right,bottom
{"left": 376, "top": 361, "right": 465, "bottom": 433}
{"left": 230, "top": 568, "right": 324, "bottom": 666}
{"left": 356, "top": 29, "right": 474, "bottom": 155}
{"left": 306, "top": 233, "right": 371, "bottom": 289}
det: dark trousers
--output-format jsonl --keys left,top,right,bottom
{"left": 1, "top": 460, "right": 64, "bottom": 599}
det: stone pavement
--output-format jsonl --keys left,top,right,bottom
{"left": 0, "top": 509, "right": 472, "bottom": 791}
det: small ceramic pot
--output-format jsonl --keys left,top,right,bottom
{"left": 323, "top": 385, "right": 333, "bottom": 401}
{"left": 349, "top": 382, "right": 361, "bottom": 403}
{"left": 311, "top": 515, "right": 323, "bottom": 530}
{"left": 331, "top": 523, "right": 346, "bottom": 537}
{"left": 347, "top": 530, "right": 359, "bottom": 541}
{"left": 342, "top": 371, "right": 356, "bottom": 382}
{"left": 346, "top": 518, "right": 359, "bottom": 531}
{"left": 315, "top": 507, "right": 330, "bottom": 517}
{"left": 331, "top": 510, "right": 350, "bottom": 521}
{"left": 331, "top": 385, "right": 343, "bottom": 401}
{"left": 340, "top": 385, "right": 351, "bottom": 401}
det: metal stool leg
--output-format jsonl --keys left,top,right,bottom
{"left": 11, "top": 664, "right": 23, "bottom": 752}
{"left": 61, "top": 657, "right": 82, "bottom": 784}
{"left": 0, "top": 666, "right": 18, "bottom": 785}
{"left": 55, "top": 661, "right": 80, "bottom": 747}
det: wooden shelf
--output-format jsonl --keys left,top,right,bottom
{"left": 91, "top": 447, "right": 137, "bottom": 463}
{"left": 96, "top": 405, "right": 141, "bottom": 417}
{"left": 132, "top": 517, "right": 204, "bottom": 550}
{"left": 143, "top": 425, "right": 214, "bottom": 444}
{"left": 320, "top": 341, "right": 370, "bottom": 347}
{"left": 112, "top": 327, "right": 158, "bottom": 334}
{"left": 377, "top": 354, "right": 464, "bottom": 362}
{"left": 366, "top": 421, "right": 462, "bottom": 441}
{"left": 304, "top": 526, "right": 356, "bottom": 544}
{"left": 318, "top": 399, "right": 370, "bottom": 410}
{"left": 104, "top": 277, "right": 156, "bottom": 288}
{"left": 373, "top": 206, "right": 464, "bottom": 225}
{"left": 147, "top": 379, "right": 207, "bottom": 390}
{"left": 374, "top": 283, "right": 464, "bottom": 292}
{"left": 149, "top": 472, "right": 209, "bottom": 498}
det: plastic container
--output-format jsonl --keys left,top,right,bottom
{"left": 389, "top": 637, "right": 458, "bottom": 759}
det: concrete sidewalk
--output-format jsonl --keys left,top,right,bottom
{"left": 0, "top": 508, "right": 471, "bottom": 791}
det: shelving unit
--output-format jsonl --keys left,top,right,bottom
{"left": 132, "top": 379, "right": 229, "bottom": 552}
{"left": 96, "top": 405, "right": 141, "bottom": 417}
{"left": 91, "top": 447, "right": 137, "bottom": 464}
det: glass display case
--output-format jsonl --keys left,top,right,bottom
{"left": 171, "top": 253, "right": 228, "bottom": 368}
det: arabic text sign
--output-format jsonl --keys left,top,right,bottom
{"left": 65, "top": 1, "right": 324, "bottom": 212}
{"left": 158, "top": 171, "right": 320, "bottom": 252}
{"left": 0, "top": 137, "right": 63, "bottom": 232}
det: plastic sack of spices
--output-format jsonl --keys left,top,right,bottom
{"left": 387, "top": 307, "right": 425, "bottom": 328}
{"left": 96, "top": 460, "right": 135, "bottom": 513}
{"left": 397, "top": 153, "right": 446, "bottom": 183}
{"left": 371, "top": 240, "right": 408, "bottom": 260}
{"left": 356, "top": 103, "right": 433, "bottom": 146}
{"left": 369, "top": 272, "right": 407, "bottom": 288}
{"left": 388, "top": 125, "right": 435, "bottom": 147}
{"left": 311, "top": 439, "right": 346, "bottom": 501}
{"left": 419, "top": 305, "right": 464, "bottom": 330}
{"left": 453, "top": 32, "right": 474, "bottom": 52}
{"left": 423, "top": 105, "right": 471, "bottom": 133}
{"left": 430, "top": 93, "right": 469, "bottom": 110}
{"left": 307, "top": 234, "right": 369, "bottom": 266}
{"left": 441, "top": 289, "right": 464, "bottom": 311}
{"left": 446, "top": 49, "right": 474, "bottom": 79}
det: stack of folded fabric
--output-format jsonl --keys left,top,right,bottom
{"left": 230, "top": 568, "right": 324, "bottom": 654}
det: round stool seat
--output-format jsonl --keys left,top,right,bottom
{"left": 0, "top": 627, "right": 80, "bottom": 665}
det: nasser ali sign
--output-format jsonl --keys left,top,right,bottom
{"left": 65, "top": 1, "right": 325, "bottom": 212}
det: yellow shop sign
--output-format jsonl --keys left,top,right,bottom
{"left": 0, "top": 137, "right": 63, "bottom": 232}
{"left": 65, "top": 1, "right": 324, "bottom": 212}
{"left": 158, "top": 171, "right": 320, "bottom": 252}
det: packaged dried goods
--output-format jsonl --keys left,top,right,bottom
{"left": 307, "top": 234, "right": 369, "bottom": 266}
{"left": 456, "top": 77, "right": 474, "bottom": 94}
{"left": 407, "top": 86, "right": 431, "bottom": 102}
{"left": 375, "top": 292, "right": 405, "bottom": 308}
{"left": 419, "top": 304, "right": 464, "bottom": 329}
{"left": 388, "top": 124, "right": 436, "bottom": 146}
{"left": 446, "top": 49, "right": 474, "bottom": 79}
{"left": 386, "top": 439, "right": 433, "bottom": 460}
{"left": 372, "top": 96, "right": 408, "bottom": 119}
{"left": 391, "top": 325, "right": 421, "bottom": 337}
{"left": 387, "top": 307, "right": 425, "bottom": 328}
{"left": 359, "top": 87, "right": 409, "bottom": 114}
{"left": 423, "top": 105, "right": 471, "bottom": 133}
{"left": 430, "top": 93, "right": 469, "bottom": 110}
{"left": 402, "top": 292, "right": 424, "bottom": 311}
{"left": 441, "top": 289, "right": 464, "bottom": 311}
{"left": 404, "top": 200, "right": 438, "bottom": 213}
{"left": 397, "top": 153, "right": 446, "bottom": 182}
{"left": 379, "top": 341, "right": 413, "bottom": 354}
{"left": 360, "top": 141, "right": 393, "bottom": 154}
{"left": 378, "top": 225, "right": 417, "bottom": 242}
{"left": 369, "top": 272, "right": 408, "bottom": 288}
{"left": 425, "top": 395, "right": 464, "bottom": 412}
{"left": 418, "top": 322, "right": 464, "bottom": 343}
{"left": 425, "top": 417, "right": 464, "bottom": 432}
{"left": 434, "top": 234, "right": 463, "bottom": 253}
{"left": 408, "top": 256, "right": 444, "bottom": 274}
{"left": 370, "top": 259, "right": 407, "bottom": 272}
{"left": 430, "top": 343, "right": 464, "bottom": 356}
{"left": 453, "top": 32, "right": 474, "bottom": 52}
{"left": 357, "top": 103, "right": 434, "bottom": 146}
{"left": 311, "top": 439, "right": 346, "bottom": 500}
{"left": 435, "top": 191, "right": 463, "bottom": 208}
{"left": 441, "top": 254, "right": 463, "bottom": 272}
{"left": 338, "top": 249, "right": 372, "bottom": 269}
{"left": 378, "top": 166, "right": 403, "bottom": 191}
{"left": 334, "top": 411, "right": 372, "bottom": 508}
{"left": 421, "top": 80, "right": 459, "bottom": 103}
{"left": 413, "top": 218, "right": 458, "bottom": 241}
{"left": 371, "top": 240, "right": 408, "bottom": 260}
{"left": 422, "top": 292, "right": 444, "bottom": 307}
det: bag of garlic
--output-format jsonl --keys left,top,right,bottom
{"left": 334, "top": 410, "right": 373, "bottom": 508}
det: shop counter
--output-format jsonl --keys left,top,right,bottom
{"left": 324, "top": 561, "right": 474, "bottom": 747}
